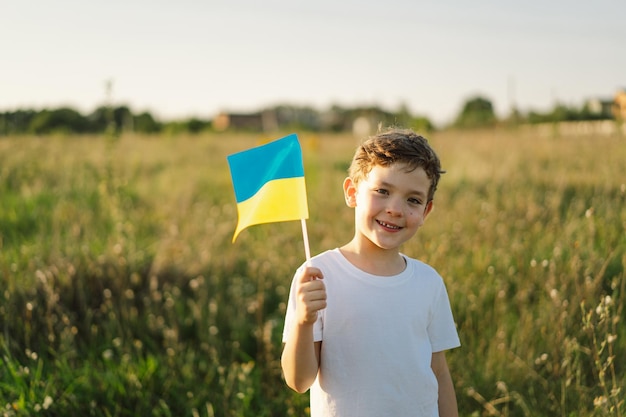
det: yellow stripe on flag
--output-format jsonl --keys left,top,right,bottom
{"left": 233, "top": 177, "right": 309, "bottom": 242}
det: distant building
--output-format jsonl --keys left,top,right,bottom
{"left": 613, "top": 88, "right": 626, "bottom": 120}
{"left": 586, "top": 97, "right": 614, "bottom": 118}
{"left": 213, "top": 110, "right": 278, "bottom": 132}
{"left": 584, "top": 89, "right": 626, "bottom": 121}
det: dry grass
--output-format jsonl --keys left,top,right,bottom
{"left": 0, "top": 129, "right": 624, "bottom": 416}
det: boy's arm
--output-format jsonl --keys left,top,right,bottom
{"left": 431, "top": 351, "right": 459, "bottom": 417}
{"left": 282, "top": 331, "right": 321, "bottom": 393}
{"left": 281, "top": 266, "right": 326, "bottom": 393}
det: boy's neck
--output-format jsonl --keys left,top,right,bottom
{"left": 339, "top": 240, "right": 406, "bottom": 276}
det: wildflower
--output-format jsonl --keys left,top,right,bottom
{"left": 596, "top": 304, "right": 604, "bottom": 315}
{"left": 189, "top": 277, "right": 203, "bottom": 290}
{"left": 43, "top": 396, "right": 53, "bottom": 410}
{"left": 241, "top": 361, "right": 255, "bottom": 375}
{"left": 593, "top": 395, "right": 607, "bottom": 408}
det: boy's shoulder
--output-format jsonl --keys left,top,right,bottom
{"left": 402, "top": 254, "right": 436, "bottom": 271}
{"left": 402, "top": 255, "right": 447, "bottom": 283}
{"left": 308, "top": 248, "right": 343, "bottom": 266}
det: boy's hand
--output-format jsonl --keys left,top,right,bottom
{"left": 296, "top": 266, "right": 326, "bottom": 325}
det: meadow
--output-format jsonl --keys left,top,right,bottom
{"left": 0, "top": 128, "right": 624, "bottom": 416}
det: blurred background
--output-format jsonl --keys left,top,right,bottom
{"left": 2, "top": 0, "right": 625, "bottom": 134}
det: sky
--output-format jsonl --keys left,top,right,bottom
{"left": 2, "top": 0, "right": 625, "bottom": 125}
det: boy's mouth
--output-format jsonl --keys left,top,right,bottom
{"left": 377, "top": 220, "right": 402, "bottom": 230}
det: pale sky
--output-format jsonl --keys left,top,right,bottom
{"left": 2, "top": 0, "right": 624, "bottom": 125}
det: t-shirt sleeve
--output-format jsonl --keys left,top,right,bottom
{"left": 428, "top": 280, "right": 460, "bottom": 352}
{"left": 282, "top": 267, "right": 323, "bottom": 343}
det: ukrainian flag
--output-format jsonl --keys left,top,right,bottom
{"left": 227, "top": 134, "right": 309, "bottom": 242}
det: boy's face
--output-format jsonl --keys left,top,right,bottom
{"left": 344, "top": 163, "right": 433, "bottom": 252}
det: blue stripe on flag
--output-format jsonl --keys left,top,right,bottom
{"left": 227, "top": 134, "right": 304, "bottom": 203}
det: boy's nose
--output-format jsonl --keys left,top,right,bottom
{"left": 386, "top": 198, "right": 403, "bottom": 216}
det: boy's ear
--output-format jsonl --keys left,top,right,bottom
{"left": 343, "top": 177, "right": 357, "bottom": 207}
{"left": 424, "top": 200, "right": 434, "bottom": 217}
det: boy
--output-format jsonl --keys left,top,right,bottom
{"left": 281, "top": 128, "right": 460, "bottom": 417}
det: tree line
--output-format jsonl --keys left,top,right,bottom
{"left": 0, "top": 96, "right": 616, "bottom": 136}
{"left": 454, "top": 97, "right": 615, "bottom": 129}
{"left": 0, "top": 104, "right": 430, "bottom": 136}
{"left": 0, "top": 106, "right": 187, "bottom": 136}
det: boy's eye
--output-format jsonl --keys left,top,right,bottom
{"left": 375, "top": 189, "right": 389, "bottom": 195}
{"left": 408, "top": 198, "right": 423, "bottom": 205}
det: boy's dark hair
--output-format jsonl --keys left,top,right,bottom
{"left": 348, "top": 128, "right": 445, "bottom": 202}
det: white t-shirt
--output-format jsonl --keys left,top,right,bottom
{"left": 283, "top": 249, "right": 460, "bottom": 417}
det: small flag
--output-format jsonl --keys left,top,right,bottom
{"left": 227, "top": 134, "right": 309, "bottom": 242}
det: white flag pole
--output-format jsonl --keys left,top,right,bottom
{"left": 301, "top": 218, "right": 312, "bottom": 265}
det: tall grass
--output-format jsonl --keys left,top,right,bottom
{"left": 0, "top": 130, "right": 624, "bottom": 416}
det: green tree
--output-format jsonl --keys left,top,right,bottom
{"left": 185, "top": 117, "right": 210, "bottom": 134}
{"left": 394, "top": 103, "right": 413, "bottom": 128}
{"left": 87, "top": 106, "right": 112, "bottom": 132}
{"left": 29, "top": 107, "right": 89, "bottom": 134}
{"left": 410, "top": 116, "right": 435, "bottom": 133}
{"left": 134, "top": 112, "right": 161, "bottom": 133}
{"left": 0, "top": 110, "right": 37, "bottom": 135}
{"left": 112, "top": 106, "right": 133, "bottom": 132}
{"left": 454, "top": 96, "right": 497, "bottom": 128}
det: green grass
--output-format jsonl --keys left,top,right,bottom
{"left": 0, "top": 130, "right": 624, "bottom": 416}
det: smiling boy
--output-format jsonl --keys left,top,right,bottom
{"left": 281, "top": 128, "right": 460, "bottom": 417}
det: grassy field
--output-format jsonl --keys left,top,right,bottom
{"left": 0, "top": 129, "right": 624, "bottom": 416}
